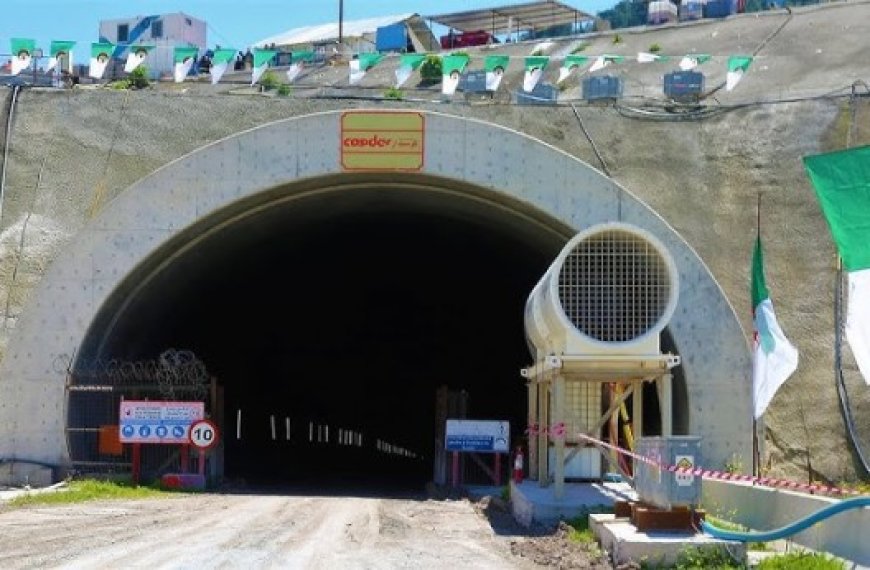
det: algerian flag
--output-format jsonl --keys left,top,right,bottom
{"left": 589, "top": 54, "right": 624, "bottom": 73}
{"left": 679, "top": 54, "right": 711, "bottom": 71}
{"left": 209, "top": 48, "right": 236, "bottom": 85}
{"left": 173, "top": 47, "right": 198, "bottom": 83}
{"left": 804, "top": 146, "right": 870, "bottom": 385}
{"left": 251, "top": 49, "right": 276, "bottom": 85}
{"left": 349, "top": 53, "right": 383, "bottom": 85}
{"left": 523, "top": 56, "right": 549, "bottom": 93}
{"left": 10, "top": 38, "right": 36, "bottom": 75}
{"left": 637, "top": 52, "right": 668, "bottom": 63}
{"left": 752, "top": 236, "right": 799, "bottom": 418}
{"left": 124, "top": 45, "right": 153, "bottom": 73}
{"left": 484, "top": 55, "right": 509, "bottom": 91}
{"left": 395, "top": 54, "right": 425, "bottom": 88}
{"left": 287, "top": 51, "right": 314, "bottom": 83}
{"left": 46, "top": 40, "right": 76, "bottom": 73}
{"left": 442, "top": 54, "right": 469, "bottom": 95}
{"left": 726, "top": 55, "right": 753, "bottom": 91}
{"left": 557, "top": 55, "right": 588, "bottom": 84}
{"left": 89, "top": 42, "right": 114, "bottom": 80}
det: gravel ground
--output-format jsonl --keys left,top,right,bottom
{"left": 0, "top": 492, "right": 615, "bottom": 569}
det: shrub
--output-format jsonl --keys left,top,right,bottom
{"left": 276, "top": 83, "right": 292, "bottom": 97}
{"left": 419, "top": 55, "right": 443, "bottom": 84}
{"left": 128, "top": 66, "right": 150, "bottom": 89}
{"left": 383, "top": 87, "right": 404, "bottom": 100}
{"left": 259, "top": 70, "right": 281, "bottom": 90}
{"left": 756, "top": 552, "right": 846, "bottom": 570}
{"left": 649, "top": 43, "right": 662, "bottom": 53}
{"left": 613, "top": 33, "right": 622, "bottom": 44}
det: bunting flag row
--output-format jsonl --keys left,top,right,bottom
{"left": 6, "top": 38, "right": 754, "bottom": 92}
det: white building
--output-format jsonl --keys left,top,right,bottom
{"left": 98, "top": 12, "right": 207, "bottom": 77}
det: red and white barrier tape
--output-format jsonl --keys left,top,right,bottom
{"left": 575, "top": 433, "right": 864, "bottom": 497}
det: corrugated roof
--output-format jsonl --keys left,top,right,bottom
{"left": 255, "top": 13, "right": 416, "bottom": 47}
{"left": 428, "top": 1, "right": 591, "bottom": 36}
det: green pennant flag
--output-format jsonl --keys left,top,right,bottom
{"left": 88, "top": 42, "right": 114, "bottom": 80}
{"left": 46, "top": 41, "right": 76, "bottom": 73}
{"left": 589, "top": 54, "right": 623, "bottom": 72}
{"left": 804, "top": 145, "right": 870, "bottom": 384}
{"left": 251, "top": 49, "right": 276, "bottom": 85}
{"left": 210, "top": 48, "right": 237, "bottom": 84}
{"left": 395, "top": 54, "right": 426, "bottom": 88}
{"left": 523, "top": 56, "right": 549, "bottom": 92}
{"left": 726, "top": 55, "right": 753, "bottom": 91}
{"left": 442, "top": 54, "right": 470, "bottom": 95}
{"left": 10, "top": 38, "right": 36, "bottom": 75}
{"left": 558, "top": 55, "right": 588, "bottom": 83}
{"left": 287, "top": 51, "right": 315, "bottom": 84}
{"left": 485, "top": 55, "right": 510, "bottom": 91}
{"left": 173, "top": 46, "right": 199, "bottom": 83}
{"left": 349, "top": 53, "right": 383, "bottom": 85}
{"left": 293, "top": 51, "right": 316, "bottom": 63}
{"left": 125, "top": 45, "right": 154, "bottom": 73}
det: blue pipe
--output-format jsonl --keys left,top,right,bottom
{"left": 702, "top": 497, "right": 870, "bottom": 542}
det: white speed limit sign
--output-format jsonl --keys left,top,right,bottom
{"left": 189, "top": 419, "right": 219, "bottom": 450}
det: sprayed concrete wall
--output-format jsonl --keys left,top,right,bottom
{"left": 0, "top": 3, "right": 869, "bottom": 482}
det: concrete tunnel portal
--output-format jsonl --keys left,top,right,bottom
{"left": 0, "top": 110, "right": 749, "bottom": 489}
{"left": 67, "top": 175, "right": 684, "bottom": 487}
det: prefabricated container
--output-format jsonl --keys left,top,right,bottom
{"left": 679, "top": 0, "right": 704, "bottom": 21}
{"left": 647, "top": 1, "right": 679, "bottom": 24}
{"left": 705, "top": 0, "right": 738, "bottom": 18}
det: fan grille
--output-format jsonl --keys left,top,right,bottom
{"left": 558, "top": 229, "right": 672, "bottom": 342}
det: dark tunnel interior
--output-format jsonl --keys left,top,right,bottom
{"left": 70, "top": 179, "right": 686, "bottom": 491}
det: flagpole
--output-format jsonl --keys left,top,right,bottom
{"left": 753, "top": 192, "right": 761, "bottom": 479}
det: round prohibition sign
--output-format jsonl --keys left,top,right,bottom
{"left": 189, "top": 419, "right": 219, "bottom": 450}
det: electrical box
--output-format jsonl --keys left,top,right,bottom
{"left": 376, "top": 23, "right": 408, "bottom": 52}
{"left": 516, "top": 83, "right": 559, "bottom": 106}
{"left": 582, "top": 75, "right": 623, "bottom": 102}
{"left": 663, "top": 71, "right": 705, "bottom": 100}
{"left": 635, "top": 436, "right": 702, "bottom": 510}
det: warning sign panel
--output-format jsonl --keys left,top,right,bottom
{"left": 340, "top": 111, "right": 425, "bottom": 171}
{"left": 674, "top": 454, "right": 695, "bottom": 487}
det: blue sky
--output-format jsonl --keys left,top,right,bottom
{"left": 2, "top": 1, "right": 613, "bottom": 61}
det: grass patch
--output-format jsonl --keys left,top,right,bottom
{"left": 571, "top": 42, "right": 590, "bottom": 54}
{"left": 9, "top": 479, "right": 177, "bottom": 507}
{"left": 705, "top": 515, "right": 768, "bottom": 551}
{"left": 564, "top": 503, "right": 613, "bottom": 544}
{"left": 756, "top": 552, "right": 845, "bottom": 570}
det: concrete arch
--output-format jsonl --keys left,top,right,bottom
{"left": 0, "top": 110, "right": 750, "bottom": 475}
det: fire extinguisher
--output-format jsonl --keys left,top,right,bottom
{"left": 513, "top": 446, "right": 524, "bottom": 483}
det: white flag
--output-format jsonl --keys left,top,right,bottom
{"left": 124, "top": 49, "right": 148, "bottom": 73}
{"left": 522, "top": 67, "right": 543, "bottom": 93}
{"left": 442, "top": 70, "right": 461, "bottom": 95}
{"left": 174, "top": 58, "right": 195, "bottom": 83}
{"left": 679, "top": 56, "right": 698, "bottom": 71}
{"left": 637, "top": 52, "right": 660, "bottom": 63}
{"left": 847, "top": 270, "right": 870, "bottom": 384}
{"left": 45, "top": 57, "right": 59, "bottom": 73}
{"left": 589, "top": 56, "right": 610, "bottom": 73}
{"left": 10, "top": 53, "right": 31, "bottom": 75}
{"left": 287, "top": 63, "right": 304, "bottom": 83}
{"left": 89, "top": 56, "right": 110, "bottom": 80}
{"left": 210, "top": 61, "right": 229, "bottom": 85}
{"left": 349, "top": 59, "right": 365, "bottom": 85}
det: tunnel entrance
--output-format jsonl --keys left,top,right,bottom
{"left": 68, "top": 177, "right": 573, "bottom": 488}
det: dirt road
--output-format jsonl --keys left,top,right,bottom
{"left": 0, "top": 493, "right": 559, "bottom": 569}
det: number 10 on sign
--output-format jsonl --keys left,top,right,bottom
{"left": 189, "top": 419, "right": 219, "bottom": 450}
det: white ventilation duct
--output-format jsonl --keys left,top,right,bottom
{"left": 525, "top": 222, "right": 679, "bottom": 359}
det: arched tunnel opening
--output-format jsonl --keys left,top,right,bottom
{"left": 67, "top": 174, "right": 687, "bottom": 491}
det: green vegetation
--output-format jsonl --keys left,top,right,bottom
{"left": 613, "top": 34, "right": 623, "bottom": 44}
{"left": 705, "top": 516, "right": 768, "bottom": 551}
{"left": 756, "top": 552, "right": 846, "bottom": 570}
{"left": 107, "top": 66, "right": 151, "bottom": 90}
{"left": 530, "top": 48, "right": 545, "bottom": 57}
{"left": 724, "top": 453, "right": 744, "bottom": 475}
{"left": 571, "top": 42, "right": 590, "bottom": 54}
{"left": 499, "top": 485, "right": 510, "bottom": 502}
{"left": 419, "top": 55, "right": 443, "bottom": 84}
{"left": 670, "top": 546, "right": 742, "bottom": 569}
{"left": 383, "top": 87, "right": 404, "bottom": 100}
{"left": 564, "top": 504, "right": 613, "bottom": 545}
{"left": 259, "top": 70, "right": 281, "bottom": 91}
{"left": 9, "top": 479, "right": 176, "bottom": 507}
{"left": 276, "top": 83, "right": 292, "bottom": 97}
{"left": 649, "top": 43, "right": 662, "bottom": 53}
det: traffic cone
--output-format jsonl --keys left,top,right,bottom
{"left": 513, "top": 446, "right": 524, "bottom": 483}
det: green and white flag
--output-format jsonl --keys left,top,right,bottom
{"left": 10, "top": 38, "right": 36, "bottom": 75}
{"left": 752, "top": 236, "right": 799, "bottom": 418}
{"left": 484, "top": 55, "right": 509, "bottom": 91}
{"left": 286, "top": 51, "right": 314, "bottom": 83}
{"left": 557, "top": 55, "right": 588, "bottom": 84}
{"left": 726, "top": 55, "right": 753, "bottom": 91}
{"left": 173, "top": 46, "right": 198, "bottom": 83}
{"left": 251, "top": 49, "right": 276, "bottom": 85}
{"left": 124, "top": 45, "right": 153, "bottom": 73}
{"left": 89, "top": 42, "right": 114, "bottom": 80}
{"left": 804, "top": 146, "right": 870, "bottom": 385}
{"left": 589, "top": 54, "right": 623, "bottom": 73}
{"left": 523, "top": 56, "right": 549, "bottom": 92}
{"left": 637, "top": 52, "right": 668, "bottom": 63}
{"left": 209, "top": 48, "right": 237, "bottom": 85}
{"left": 46, "top": 40, "right": 76, "bottom": 73}
{"left": 394, "top": 54, "right": 425, "bottom": 88}
{"left": 349, "top": 53, "right": 383, "bottom": 85}
{"left": 679, "top": 54, "right": 711, "bottom": 71}
{"left": 442, "top": 54, "right": 469, "bottom": 95}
